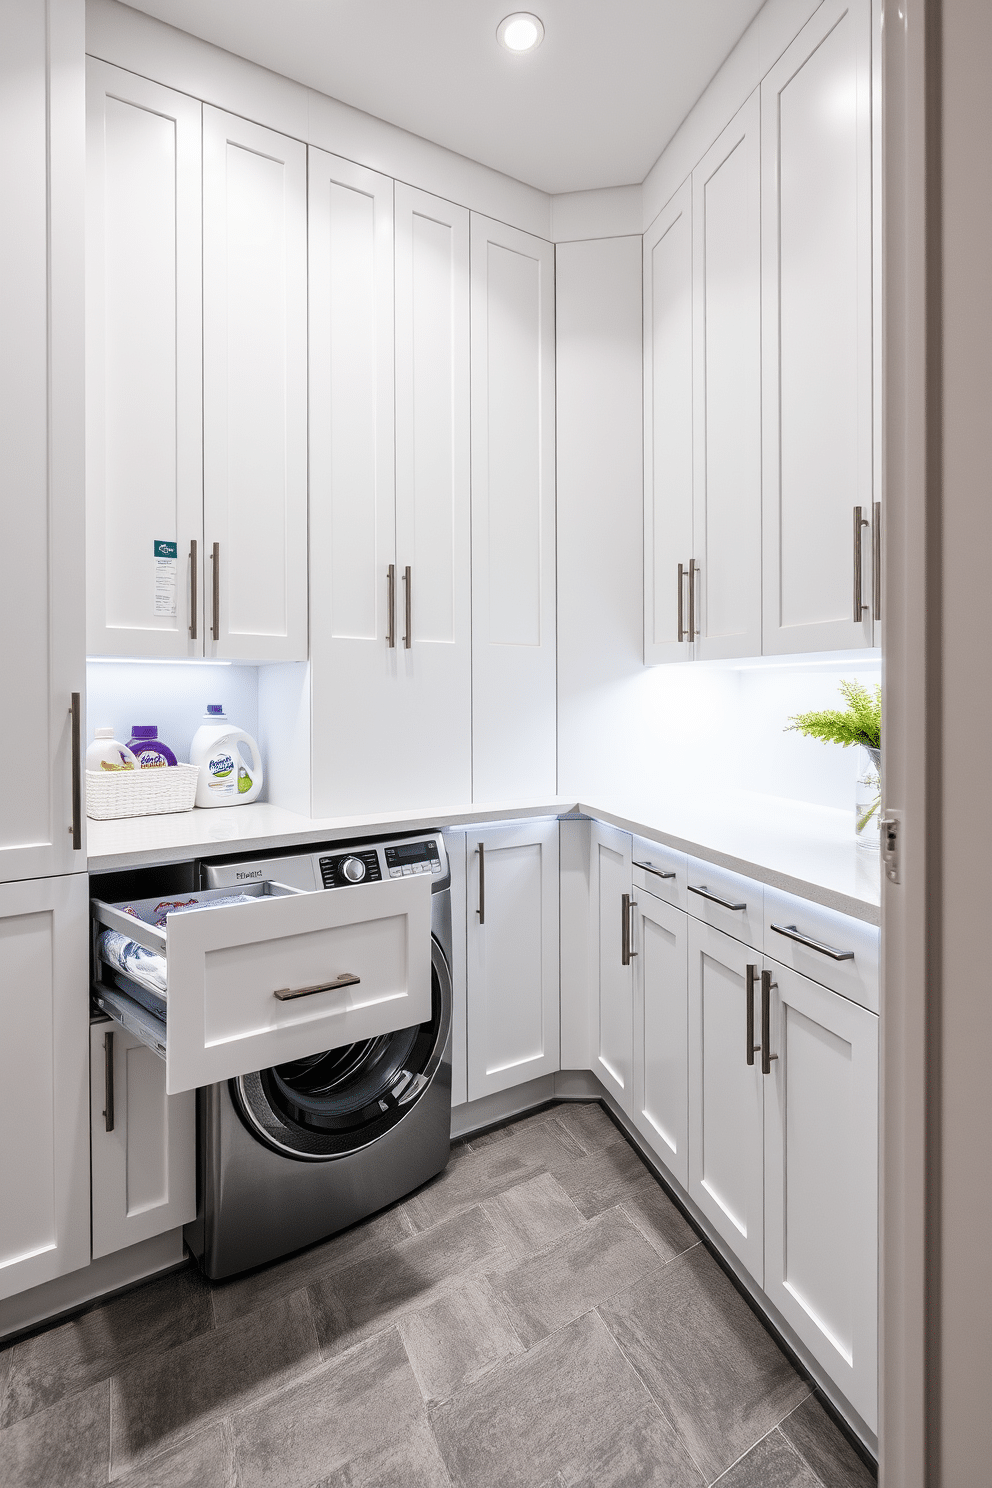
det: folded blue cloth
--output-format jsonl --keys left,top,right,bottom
{"left": 98, "top": 930, "right": 168, "bottom": 997}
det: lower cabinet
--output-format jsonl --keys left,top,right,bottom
{"left": 89, "top": 1023, "right": 196, "bottom": 1260}
{"left": 466, "top": 820, "right": 559, "bottom": 1100}
{"left": 632, "top": 887, "right": 688, "bottom": 1188}
{"left": 687, "top": 919, "right": 766, "bottom": 1281}
{"left": 589, "top": 822, "right": 633, "bottom": 1113}
{"left": 763, "top": 962, "right": 878, "bottom": 1429}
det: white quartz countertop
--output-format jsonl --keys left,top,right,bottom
{"left": 86, "top": 789, "right": 880, "bottom": 925}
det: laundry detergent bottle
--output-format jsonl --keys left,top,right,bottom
{"left": 189, "top": 705, "right": 263, "bottom": 808}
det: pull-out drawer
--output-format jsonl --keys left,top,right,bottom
{"left": 762, "top": 885, "right": 879, "bottom": 1013}
{"left": 632, "top": 836, "right": 687, "bottom": 910}
{"left": 91, "top": 876, "right": 432, "bottom": 1094}
{"left": 685, "top": 855, "right": 763, "bottom": 949}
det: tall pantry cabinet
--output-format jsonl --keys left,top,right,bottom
{"left": 85, "top": 68, "right": 308, "bottom": 661}
{"left": 0, "top": 0, "right": 90, "bottom": 1300}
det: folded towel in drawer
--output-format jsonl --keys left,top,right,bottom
{"left": 98, "top": 929, "right": 168, "bottom": 998}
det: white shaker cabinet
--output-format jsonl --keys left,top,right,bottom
{"left": 764, "top": 962, "right": 879, "bottom": 1431}
{"left": 632, "top": 888, "right": 689, "bottom": 1188}
{"left": 0, "top": 874, "right": 89, "bottom": 1301}
{"left": 466, "top": 821, "right": 559, "bottom": 1101}
{"left": 1, "top": 0, "right": 86, "bottom": 882}
{"left": 471, "top": 216, "right": 557, "bottom": 799}
{"left": 85, "top": 63, "right": 203, "bottom": 659}
{"left": 691, "top": 93, "right": 762, "bottom": 661}
{"left": 643, "top": 179, "right": 693, "bottom": 664}
{"left": 589, "top": 822, "right": 634, "bottom": 1115}
{"left": 687, "top": 919, "right": 765, "bottom": 1281}
{"left": 202, "top": 107, "right": 308, "bottom": 662}
{"left": 761, "top": 0, "right": 875, "bottom": 654}
{"left": 90, "top": 1022, "right": 196, "bottom": 1260}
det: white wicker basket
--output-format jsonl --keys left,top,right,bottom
{"left": 86, "top": 763, "right": 200, "bottom": 821}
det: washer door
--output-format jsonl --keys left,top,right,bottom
{"left": 232, "top": 935, "right": 451, "bottom": 1160}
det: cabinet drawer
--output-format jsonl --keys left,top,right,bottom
{"left": 92, "top": 876, "right": 432, "bottom": 1094}
{"left": 762, "top": 886, "right": 879, "bottom": 1013}
{"left": 685, "top": 856, "right": 763, "bottom": 948}
{"left": 632, "top": 836, "right": 687, "bottom": 910}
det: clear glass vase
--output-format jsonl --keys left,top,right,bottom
{"left": 855, "top": 745, "right": 881, "bottom": 851}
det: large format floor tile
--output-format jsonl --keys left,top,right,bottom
{"left": 430, "top": 1310, "right": 703, "bottom": 1488}
{"left": 110, "top": 1289, "right": 320, "bottom": 1475}
{"left": 405, "top": 1123, "right": 583, "bottom": 1232}
{"left": 0, "top": 1379, "right": 109, "bottom": 1488}
{"left": 110, "top": 1420, "right": 234, "bottom": 1488}
{"left": 481, "top": 1171, "right": 585, "bottom": 1260}
{"left": 600, "top": 1245, "right": 810, "bottom": 1482}
{"left": 713, "top": 1430, "right": 820, "bottom": 1487}
{"left": 397, "top": 1273, "right": 523, "bottom": 1404}
{"left": 779, "top": 1395, "right": 877, "bottom": 1488}
{"left": 1, "top": 1268, "right": 213, "bottom": 1428}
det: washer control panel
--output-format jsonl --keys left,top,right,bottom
{"left": 318, "top": 848, "right": 381, "bottom": 889}
{"left": 383, "top": 838, "right": 442, "bottom": 879}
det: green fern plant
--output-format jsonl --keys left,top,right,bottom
{"left": 786, "top": 681, "right": 882, "bottom": 831}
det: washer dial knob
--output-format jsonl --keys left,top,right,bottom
{"left": 340, "top": 856, "right": 366, "bottom": 883}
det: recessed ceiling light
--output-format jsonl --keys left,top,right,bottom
{"left": 497, "top": 12, "right": 545, "bottom": 53}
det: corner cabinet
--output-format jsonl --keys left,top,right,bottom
{"left": 470, "top": 216, "right": 557, "bottom": 799}
{"left": 85, "top": 70, "right": 309, "bottom": 662}
{"left": 644, "top": 0, "right": 876, "bottom": 663}
{"left": 466, "top": 821, "right": 560, "bottom": 1100}
{"left": 0, "top": 875, "right": 89, "bottom": 1301}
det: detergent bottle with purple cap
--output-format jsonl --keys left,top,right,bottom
{"left": 189, "top": 704, "right": 263, "bottom": 808}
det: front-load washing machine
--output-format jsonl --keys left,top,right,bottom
{"left": 183, "top": 831, "right": 452, "bottom": 1279}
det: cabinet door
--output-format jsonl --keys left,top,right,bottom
{"left": 470, "top": 215, "right": 557, "bottom": 799}
{"left": 394, "top": 184, "right": 472, "bottom": 806}
{"left": 467, "top": 821, "right": 559, "bottom": 1101}
{"left": 761, "top": 0, "right": 874, "bottom": 654}
{"left": 643, "top": 179, "right": 693, "bottom": 664}
{"left": 203, "top": 107, "right": 308, "bottom": 662}
{"left": 590, "top": 822, "right": 633, "bottom": 1114}
{"left": 692, "top": 93, "right": 762, "bottom": 661}
{"left": 0, "top": 0, "right": 85, "bottom": 882}
{"left": 687, "top": 921, "right": 764, "bottom": 1279}
{"left": 308, "top": 150, "right": 396, "bottom": 816}
{"left": 90, "top": 1023, "right": 195, "bottom": 1260}
{"left": 764, "top": 963, "right": 878, "bottom": 1431}
{"left": 86, "top": 62, "right": 202, "bottom": 659}
{"left": 0, "top": 875, "right": 89, "bottom": 1300}
{"left": 632, "top": 892, "right": 689, "bottom": 1187}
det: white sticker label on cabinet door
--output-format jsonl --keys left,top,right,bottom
{"left": 153, "top": 540, "right": 178, "bottom": 617}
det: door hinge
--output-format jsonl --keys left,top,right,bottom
{"left": 880, "top": 813, "right": 901, "bottom": 884}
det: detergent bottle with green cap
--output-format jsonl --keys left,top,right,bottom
{"left": 189, "top": 705, "right": 263, "bottom": 808}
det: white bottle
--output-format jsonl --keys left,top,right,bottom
{"left": 86, "top": 727, "right": 138, "bottom": 772}
{"left": 189, "top": 704, "right": 263, "bottom": 808}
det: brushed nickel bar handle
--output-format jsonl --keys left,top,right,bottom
{"left": 769, "top": 922, "right": 855, "bottom": 961}
{"left": 853, "top": 507, "right": 869, "bottom": 621}
{"left": 872, "top": 501, "right": 882, "bottom": 622}
{"left": 745, "top": 964, "right": 760, "bottom": 1067}
{"left": 273, "top": 973, "right": 360, "bottom": 1002}
{"left": 688, "top": 557, "right": 697, "bottom": 641}
{"left": 634, "top": 860, "right": 676, "bottom": 881}
{"left": 189, "top": 539, "right": 198, "bottom": 640}
{"left": 760, "top": 970, "right": 778, "bottom": 1077}
{"left": 621, "top": 892, "right": 630, "bottom": 966}
{"left": 403, "top": 565, "right": 412, "bottom": 648}
{"left": 211, "top": 542, "right": 220, "bottom": 641}
{"left": 677, "top": 563, "right": 685, "bottom": 643}
{"left": 104, "top": 1030, "right": 115, "bottom": 1133}
{"left": 688, "top": 883, "right": 747, "bottom": 912}
{"left": 70, "top": 692, "right": 82, "bottom": 850}
{"left": 386, "top": 563, "right": 396, "bottom": 648}
{"left": 477, "top": 842, "right": 485, "bottom": 925}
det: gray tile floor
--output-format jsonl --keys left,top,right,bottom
{"left": 0, "top": 1102, "right": 877, "bottom": 1488}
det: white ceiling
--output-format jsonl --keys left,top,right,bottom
{"left": 119, "top": 0, "right": 767, "bottom": 194}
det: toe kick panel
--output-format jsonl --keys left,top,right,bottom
{"left": 92, "top": 876, "right": 433, "bottom": 1094}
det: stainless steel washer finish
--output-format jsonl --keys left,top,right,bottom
{"left": 184, "top": 833, "right": 452, "bottom": 1281}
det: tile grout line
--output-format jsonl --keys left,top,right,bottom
{"left": 706, "top": 1421, "right": 786, "bottom": 1486}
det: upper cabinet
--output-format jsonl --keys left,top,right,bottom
{"left": 309, "top": 163, "right": 472, "bottom": 815}
{"left": 471, "top": 215, "right": 557, "bottom": 800}
{"left": 202, "top": 108, "right": 308, "bottom": 662}
{"left": 85, "top": 63, "right": 202, "bottom": 659}
{"left": 86, "top": 77, "right": 308, "bottom": 662}
{"left": 761, "top": 0, "right": 875, "bottom": 655}
{"left": 644, "top": 0, "right": 875, "bottom": 664}
{"left": 1, "top": 0, "right": 86, "bottom": 882}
